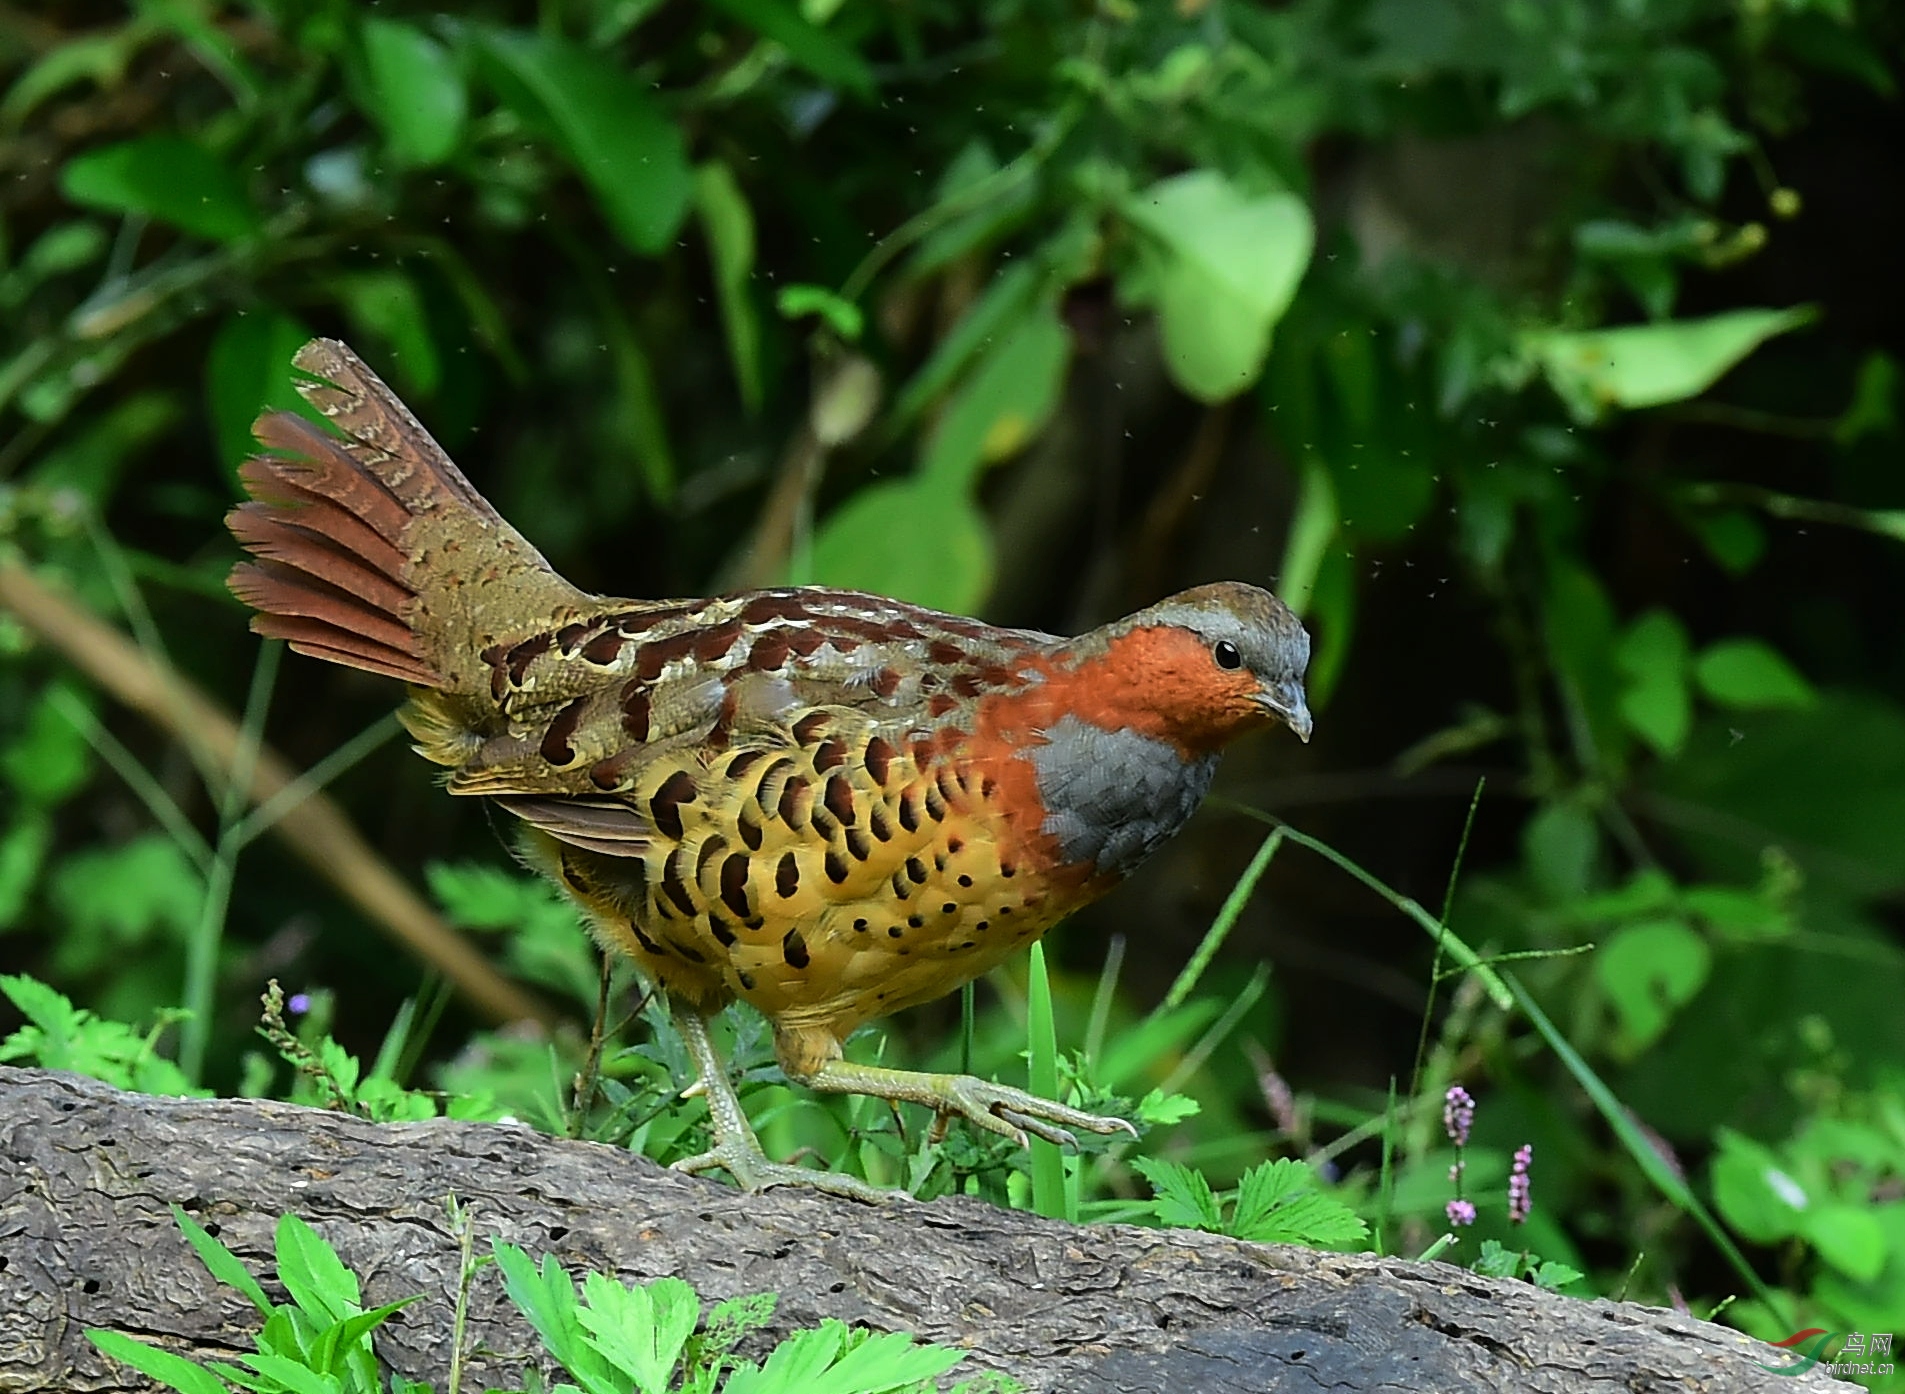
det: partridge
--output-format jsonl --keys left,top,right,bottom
{"left": 227, "top": 339, "right": 1313, "bottom": 1198}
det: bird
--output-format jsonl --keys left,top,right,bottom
{"left": 226, "top": 338, "right": 1313, "bottom": 1200}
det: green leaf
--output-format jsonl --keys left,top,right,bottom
{"left": 807, "top": 477, "right": 992, "bottom": 614}
{"left": 206, "top": 309, "right": 316, "bottom": 475}
{"left": 706, "top": 0, "right": 874, "bottom": 99}
{"left": 1527, "top": 307, "right": 1814, "bottom": 421}
{"left": 0, "top": 812, "right": 50, "bottom": 928}
{"left": 336, "top": 271, "right": 440, "bottom": 395}
{"left": 1531, "top": 1260, "right": 1586, "bottom": 1291}
{"left": 919, "top": 302, "right": 1070, "bottom": 490}
{"left": 1802, "top": 1203, "right": 1885, "bottom": 1282}
{"left": 476, "top": 28, "right": 691, "bottom": 255}
{"left": 1616, "top": 609, "right": 1693, "bottom": 757}
{"left": 358, "top": 16, "right": 467, "bottom": 167}
{"left": 1693, "top": 639, "right": 1815, "bottom": 710}
{"left": 1595, "top": 918, "right": 1711, "bottom": 1057}
{"left": 1522, "top": 801, "right": 1598, "bottom": 903}
{"left": 1122, "top": 170, "right": 1313, "bottom": 402}
{"left": 1470, "top": 1239, "right": 1521, "bottom": 1279}
{"left": 2, "top": 680, "right": 93, "bottom": 804}
{"left": 274, "top": 1215, "right": 360, "bottom": 1325}
{"left": 694, "top": 162, "right": 762, "bottom": 414}
{"left": 61, "top": 135, "right": 260, "bottom": 242}
{"left": 891, "top": 261, "right": 1041, "bottom": 425}
{"left": 48, "top": 835, "right": 203, "bottom": 958}
{"left": 1709, "top": 1127, "right": 1807, "bottom": 1243}
{"left": 1131, "top": 1155, "right": 1223, "bottom": 1231}
{"left": 86, "top": 1330, "right": 231, "bottom": 1394}
{"left": 1230, "top": 1159, "right": 1368, "bottom": 1247}
{"left": 1024, "top": 942, "right": 1068, "bottom": 1223}
{"left": 493, "top": 1242, "right": 623, "bottom": 1393}
{"left": 574, "top": 1273, "right": 698, "bottom": 1394}
{"left": 776, "top": 283, "right": 863, "bottom": 341}
{"left": 172, "top": 1204, "right": 273, "bottom": 1315}
{"left": 235, "top": 1351, "right": 342, "bottom": 1394}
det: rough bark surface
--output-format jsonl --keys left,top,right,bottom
{"left": 0, "top": 1067, "right": 1851, "bottom": 1393}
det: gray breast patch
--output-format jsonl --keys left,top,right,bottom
{"left": 1022, "top": 715, "right": 1220, "bottom": 877}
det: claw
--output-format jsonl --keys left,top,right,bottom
{"left": 672, "top": 1139, "right": 904, "bottom": 1204}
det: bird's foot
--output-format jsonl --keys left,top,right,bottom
{"left": 670, "top": 1137, "right": 903, "bottom": 1204}
{"left": 806, "top": 1060, "right": 1140, "bottom": 1151}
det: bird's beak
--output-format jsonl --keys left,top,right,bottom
{"left": 1255, "top": 683, "right": 1313, "bottom": 744}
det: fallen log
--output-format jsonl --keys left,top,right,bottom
{"left": 0, "top": 1067, "right": 1847, "bottom": 1392}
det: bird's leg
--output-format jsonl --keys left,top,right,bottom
{"left": 667, "top": 1008, "right": 900, "bottom": 1203}
{"left": 798, "top": 1058, "right": 1139, "bottom": 1151}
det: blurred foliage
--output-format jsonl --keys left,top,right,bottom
{"left": 3, "top": 0, "right": 1905, "bottom": 1378}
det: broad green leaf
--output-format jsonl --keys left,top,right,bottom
{"left": 274, "top": 1215, "right": 360, "bottom": 1324}
{"left": 706, "top": 0, "right": 874, "bottom": 98}
{"left": 1526, "top": 307, "right": 1813, "bottom": 421}
{"left": 1710, "top": 1127, "right": 1808, "bottom": 1243}
{"left": 336, "top": 271, "right": 439, "bottom": 394}
{"left": 807, "top": 478, "right": 992, "bottom": 614}
{"left": 492, "top": 1242, "right": 622, "bottom": 1392}
{"left": 920, "top": 302, "right": 1070, "bottom": 489}
{"left": 0, "top": 813, "right": 50, "bottom": 927}
{"left": 172, "top": 1204, "right": 273, "bottom": 1315}
{"left": 48, "top": 836, "right": 202, "bottom": 958}
{"left": 1694, "top": 639, "right": 1815, "bottom": 710}
{"left": 358, "top": 17, "right": 466, "bottom": 167}
{"left": 1522, "top": 801, "right": 1598, "bottom": 903}
{"left": 86, "top": 1330, "right": 230, "bottom": 1394}
{"left": 910, "top": 140, "right": 1037, "bottom": 276}
{"left": 695, "top": 162, "right": 762, "bottom": 413}
{"left": 206, "top": 308, "right": 316, "bottom": 475}
{"left": 476, "top": 29, "right": 691, "bottom": 255}
{"left": 1123, "top": 170, "right": 1313, "bottom": 402}
{"left": 1616, "top": 609, "right": 1692, "bottom": 757}
{"left": 1595, "top": 918, "right": 1711, "bottom": 1057}
{"left": 1130, "top": 1155, "right": 1223, "bottom": 1231}
{"left": 61, "top": 135, "right": 260, "bottom": 242}
{"left": 2, "top": 680, "right": 93, "bottom": 804}
{"left": 1803, "top": 1203, "right": 1885, "bottom": 1282}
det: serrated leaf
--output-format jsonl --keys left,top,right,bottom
{"left": 1230, "top": 1159, "right": 1369, "bottom": 1247}
{"left": 575, "top": 1273, "right": 698, "bottom": 1394}
{"left": 61, "top": 135, "right": 261, "bottom": 242}
{"left": 1131, "top": 1155, "right": 1223, "bottom": 1231}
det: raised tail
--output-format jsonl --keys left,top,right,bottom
{"left": 227, "top": 339, "right": 592, "bottom": 748}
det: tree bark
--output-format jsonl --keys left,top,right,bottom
{"left": 0, "top": 1067, "right": 1850, "bottom": 1393}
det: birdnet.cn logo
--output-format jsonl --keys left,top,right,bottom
{"left": 1758, "top": 1328, "right": 1895, "bottom": 1378}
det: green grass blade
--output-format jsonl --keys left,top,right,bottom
{"left": 1157, "top": 828, "right": 1283, "bottom": 1016}
{"left": 1024, "top": 941, "right": 1069, "bottom": 1221}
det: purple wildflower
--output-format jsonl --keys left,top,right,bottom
{"left": 1445, "top": 1199, "right": 1476, "bottom": 1227}
{"left": 1443, "top": 1085, "right": 1474, "bottom": 1147}
{"left": 287, "top": 993, "right": 312, "bottom": 1016}
{"left": 1509, "top": 1143, "right": 1533, "bottom": 1224}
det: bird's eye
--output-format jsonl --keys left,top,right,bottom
{"left": 1213, "top": 640, "right": 1243, "bottom": 670}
